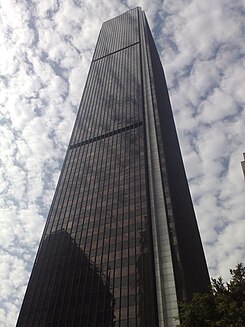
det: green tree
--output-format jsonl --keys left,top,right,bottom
{"left": 178, "top": 263, "right": 245, "bottom": 327}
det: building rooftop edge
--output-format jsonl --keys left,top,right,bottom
{"left": 102, "top": 7, "right": 142, "bottom": 25}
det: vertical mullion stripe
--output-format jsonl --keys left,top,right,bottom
{"left": 76, "top": 50, "right": 114, "bottom": 324}
{"left": 84, "top": 53, "right": 118, "bottom": 324}
{"left": 92, "top": 53, "right": 119, "bottom": 325}
{"left": 100, "top": 49, "right": 122, "bottom": 326}
{"left": 118, "top": 46, "right": 127, "bottom": 325}
{"left": 70, "top": 56, "right": 111, "bottom": 324}
{"left": 108, "top": 48, "right": 124, "bottom": 325}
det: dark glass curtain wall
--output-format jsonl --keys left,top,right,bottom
{"left": 17, "top": 8, "right": 158, "bottom": 327}
{"left": 17, "top": 6, "right": 209, "bottom": 327}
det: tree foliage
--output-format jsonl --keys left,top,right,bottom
{"left": 178, "top": 263, "right": 245, "bottom": 327}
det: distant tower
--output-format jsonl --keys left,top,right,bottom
{"left": 16, "top": 7, "right": 209, "bottom": 327}
{"left": 242, "top": 153, "right": 245, "bottom": 178}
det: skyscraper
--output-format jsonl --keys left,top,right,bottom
{"left": 16, "top": 7, "right": 209, "bottom": 327}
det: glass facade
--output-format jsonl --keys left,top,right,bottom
{"left": 17, "top": 7, "right": 209, "bottom": 327}
{"left": 17, "top": 8, "right": 157, "bottom": 327}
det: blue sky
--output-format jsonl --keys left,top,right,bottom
{"left": 0, "top": 0, "right": 245, "bottom": 325}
